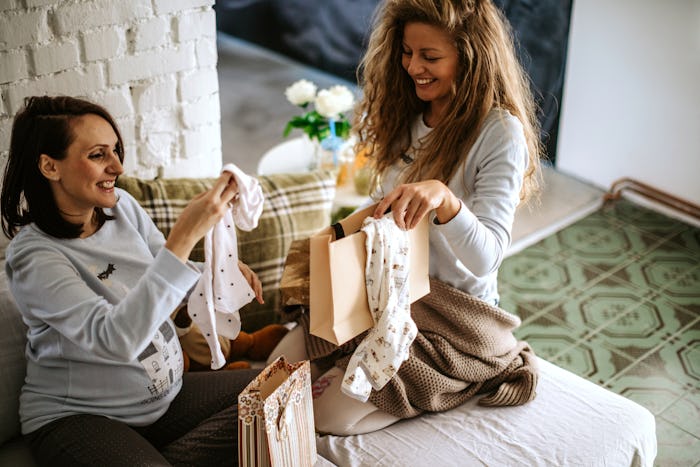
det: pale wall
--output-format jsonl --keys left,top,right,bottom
{"left": 556, "top": 0, "right": 700, "bottom": 205}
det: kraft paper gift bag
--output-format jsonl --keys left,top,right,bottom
{"left": 309, "top": 203, "right": 430, "bottom": 346}
{"left": 238, "top": 356, "right": 317, "bottom": 467}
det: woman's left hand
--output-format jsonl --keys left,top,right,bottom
{"left": 373, "top": 180, "right": 461, "bottom": 230}
{"left": 238, "top": 260, "right": 264, "bottom": 304}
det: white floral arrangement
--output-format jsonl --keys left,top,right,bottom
{"left": 283, "top": 79, "right": 355, "bottom": 143}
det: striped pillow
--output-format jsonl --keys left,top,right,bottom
{"left": 116, "top": 170, "right": 336, "bottom": 331}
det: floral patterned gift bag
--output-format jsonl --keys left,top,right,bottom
{"left": 238, "top": 357, "right": 317, "bottom": 467}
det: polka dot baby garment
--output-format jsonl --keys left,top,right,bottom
{"left": 186, "top": 163, "right": 264, "bottom": 369}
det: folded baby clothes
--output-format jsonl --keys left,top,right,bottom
{"left": 186, "top": 163, "right": 264, "bottom": 369}
{"left": 341, "top": 214, "right": 417, "bottom": 401}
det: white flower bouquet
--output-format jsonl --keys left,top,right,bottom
{"left": 283, "top": 79, "right": 355, "bottom": 143}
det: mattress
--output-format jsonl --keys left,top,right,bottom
{"left": 315, "top": 358, "right": 657, "bottom": 466}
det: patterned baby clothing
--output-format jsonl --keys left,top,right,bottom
{"left": 341, "top": 214, "right": 417, "bottom": 402}
{"left": 186, "top": 163, "right": 264, "bottom": 369}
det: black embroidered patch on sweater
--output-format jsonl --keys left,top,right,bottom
{"left": 97, "top": 263, "right": 116, "bottom": 280}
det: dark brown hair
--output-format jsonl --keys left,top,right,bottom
{"left": 1, "top": 95, "right": 124, "bottom": 239}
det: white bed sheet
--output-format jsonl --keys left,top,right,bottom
{"left": 315, "top": 358, "right": 657, "bottom": 466}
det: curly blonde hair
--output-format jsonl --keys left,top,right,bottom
{"left": 355, "top": 0, "right": 542, "bottom": 201}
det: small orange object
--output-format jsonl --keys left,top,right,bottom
{"left": 336, "top": 165, "right": 350, "bottom": 186}
{"left": 354, "top": 146, "right": 370, "bottom": 171}
{"left": 352, "top": 147, "right": 372, "bottom": 196}
{"left": 225, "top": 361, "right": 252, "bottom": 370}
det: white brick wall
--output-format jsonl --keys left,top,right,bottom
{"left": 131, "top": 16, "right": 170, "bottom": 52}
{"left": 0, "top": 10, "right": 51, "bottom": 49}
{"left": 1, "top": 1, "right": 21, "bottom": 12}
{"left": 132, "top": 78, "right": 178, "bottom": 113}
{"left": 31, "top": 39, "right": 81, "bottom": 76}
{"left": 0, "top": 0, "right": 220, "bottom": 179}
{"left": 0, "top": 49, "right": 28, "bottom": 84}
{"left": 83, "top": 28, "right": 125, "bottom": 62}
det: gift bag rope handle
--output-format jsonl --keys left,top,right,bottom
{"left": 275, "top": 380, "right": 300, "bottom": 441}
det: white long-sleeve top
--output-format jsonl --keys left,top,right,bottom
{"left": 5, "top": 189, "right": 200, "bottom": 434}
{"left": 374, "top": 109, "right": 528, "bottom": 304}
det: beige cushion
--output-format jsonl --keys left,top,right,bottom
{"left": 116, "top": 170, "right": 336, "bottom": 331}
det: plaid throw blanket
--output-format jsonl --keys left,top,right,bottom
{"left": 299, "top": 278, "right": 538, "bottom": 419}
{"left": 116, "top": 171, "right": 336, "bottom": 331}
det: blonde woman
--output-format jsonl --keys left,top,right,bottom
{"left": 271, "top": 0, "right": 543, "bottom": 436}
{"left": 362, "top": 0, "right": 542, "bottom": 307}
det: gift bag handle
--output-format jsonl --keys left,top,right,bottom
{"left": 275, "top": 381, "right": 299, "bottom": 441}
{"left": 331, "top": 222, "right": 345, "bottom": 240}
{"left": 331, "top": 206, "right": 392, "bottom": 241}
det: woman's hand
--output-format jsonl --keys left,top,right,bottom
{"left": 373, "top": 180, "right": 461, "bottom": 230}
{"left": 165, "top": 172, "right": 239, "bottom": 262}
{"left": 238, "top": 260, "right": 264, "bottom": 304}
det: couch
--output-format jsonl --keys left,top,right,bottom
{"left": 0, "top": 169, "right": 658, "bottom": 466}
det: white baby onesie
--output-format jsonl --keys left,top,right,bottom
{"left": 186, "top": 163, "right": 264, "bottom": 369}
{"left": 341, "top": 214, "right": 417, "bottom": 402}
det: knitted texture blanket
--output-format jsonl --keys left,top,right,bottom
{"left": 299, "top": 278, "right": 538, "bottom": 419}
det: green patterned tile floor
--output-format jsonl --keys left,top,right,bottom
{"left": 499, "top": 198, "right": 700, "bottom": 467}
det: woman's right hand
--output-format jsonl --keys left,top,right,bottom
{"left": 373, "top": 180, "right": 461, "bottom": 230}
{"left": 165, "top": 172, "right": 239, "bottom": 262}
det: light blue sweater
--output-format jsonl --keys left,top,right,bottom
{"left": 5, "top": 189, "right": 200, "bottom": 434}
{"left": 376, "top": 110, "right": 528, "bottom": 303}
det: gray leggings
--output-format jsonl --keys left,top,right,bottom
{"left": 24, "top": 369, "right": 260, "bottom": 467}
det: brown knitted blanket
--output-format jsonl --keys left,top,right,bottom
{"left": 297, "top": 278, "right": 538, "bottom": 419}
